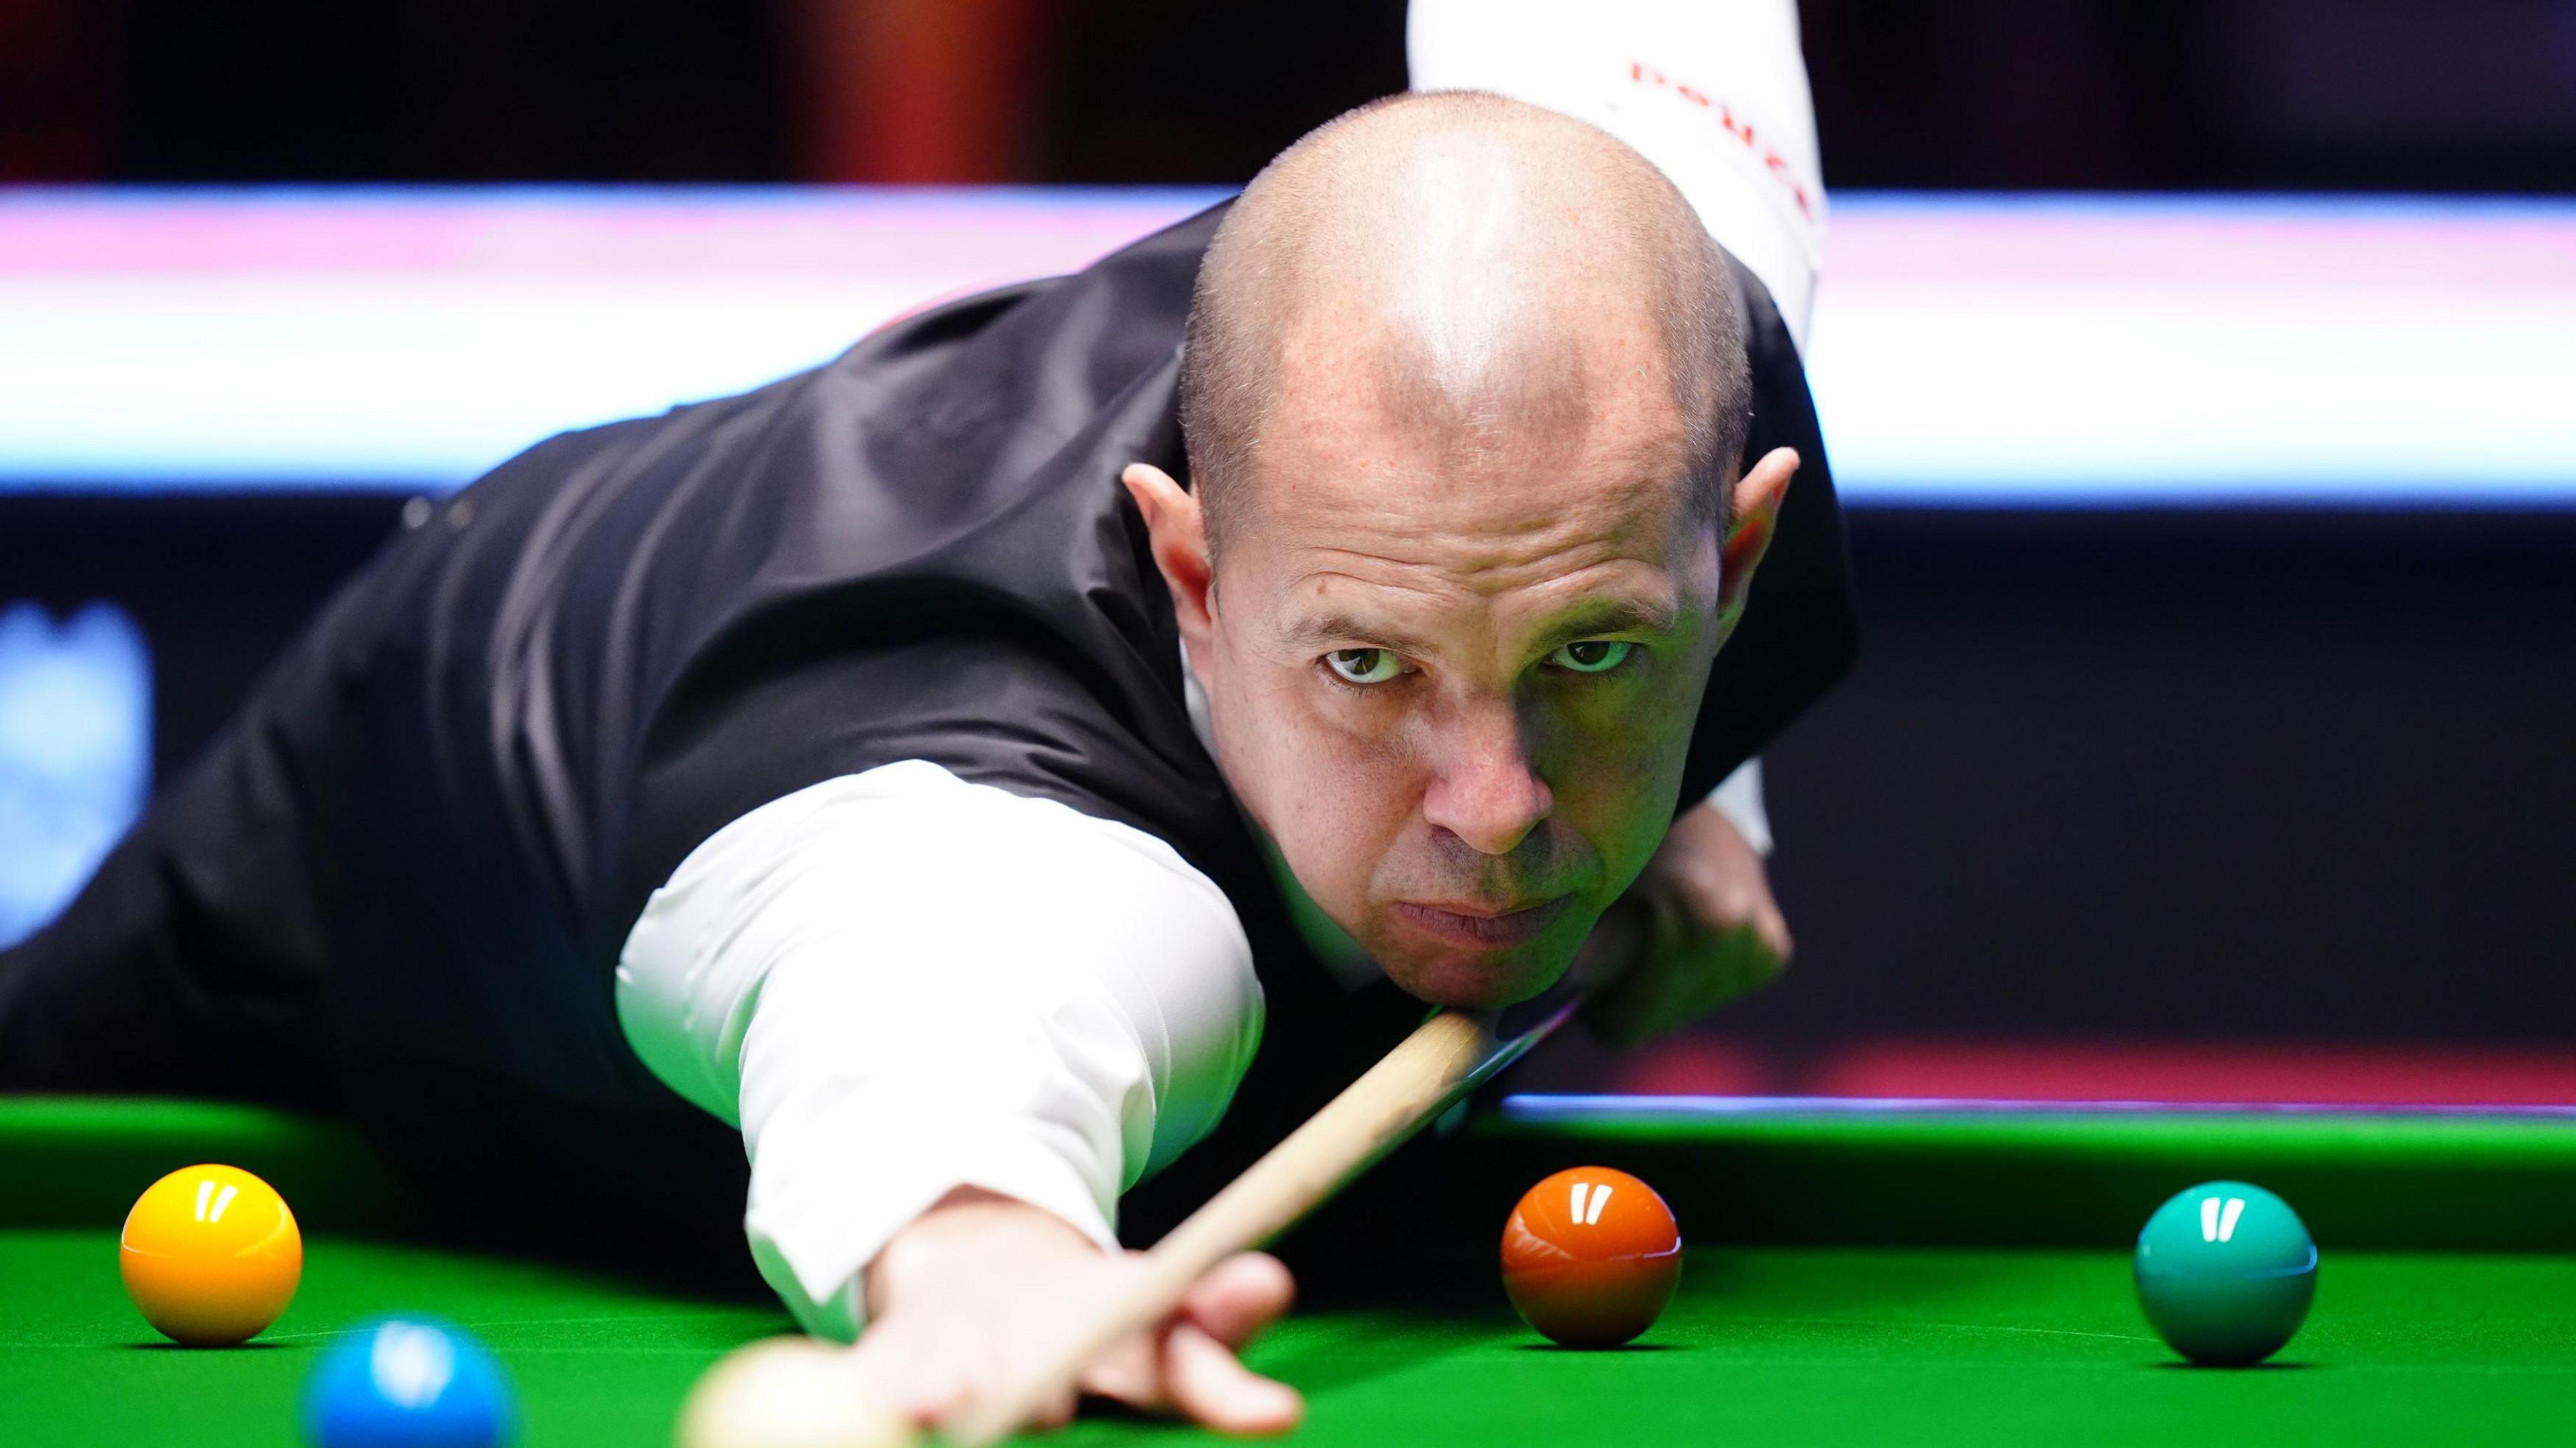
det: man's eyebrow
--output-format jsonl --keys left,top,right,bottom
{"left": 1275, "top": 597, "right": 1680, "bottom": 658}
{"left": 1531, "top": 597, "right": 1681, "bottom": 649}
{"left": 1276, "top": 612, "right": 1440, "bottom": 657}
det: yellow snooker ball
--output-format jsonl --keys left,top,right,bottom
{"left": 676, "top": 1337, "right": 918, "bottom": 1448}
{"left": 119, "top": 1164, "right": 303, "bottom": 1346}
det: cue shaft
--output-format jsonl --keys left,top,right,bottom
{"left": 942, "top": 1008, "right": 1500, "bottom": 1447}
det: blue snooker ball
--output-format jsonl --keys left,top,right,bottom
{"left": 303, "top": 1316, "right": 515, "bottom": 1448}
{"left": 2133, "top": 1181, "right": 2317, "bottom": 1366}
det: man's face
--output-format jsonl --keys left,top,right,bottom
{"left": 1184, "top": 341, "right": 1723, "bottom": 1009}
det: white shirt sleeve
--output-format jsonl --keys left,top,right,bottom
{"left": 614, "top": 759, "right": 1263, "bottom": 1342}
{"left": 1407, "top": 0, "right": 1826, "bottom": 349}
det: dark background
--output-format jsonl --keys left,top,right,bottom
{"left": 3, "top": 0, "right": 2572, "bottom": 1079}
{"left": 9, "top": 0, "right": 2576, "bottom": 192}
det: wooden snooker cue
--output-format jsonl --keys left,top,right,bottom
{"left": 942, "top": 977, "right": 1599, "bottom": 1448}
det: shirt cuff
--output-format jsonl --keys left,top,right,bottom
{"left": 745, "top": 1095, "right": 1120, "bottom": 1342}
{"left": 1703, "top": 757, "right": 1773, "bottom": 857}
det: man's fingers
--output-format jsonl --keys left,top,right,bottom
{"left": 1181, "top": 1252, "right": 1297, "bottom": 1350}
{"left": 1584, "top": 906, "right": 1787, "bottom": 1048}
{"left": 1026, "top": 1385, "right": 1081, "bottom": 1431}
{"left": 1673, "top": 854, "right": 1762, "bottom": 934}
{"left": 1752, "top": 899, "right": 1794, "bottom": 965}
{"left": 855, "top": 1335, "right": 977, "bottom": 1427}
{"left": 1162, "top": 1322, "right": 1304, "bottom": 1437}
{"left": 1669, "top": 847, "right": 1791, "bottom": 990}
{"left": 1073, "top": 1325, "right": 1169, "bottom": 1410}
{"left": 1075, "top": 1252, "right": 1293, "bottom": 1416}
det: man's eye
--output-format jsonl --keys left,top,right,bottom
{"left": 1548, "top": 640, "right": 1634, "bottom": 674}
{"left": 1323, "top": 648, "right": 1406, "bottom": 685}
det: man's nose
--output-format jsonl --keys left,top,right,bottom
{"left": 1419, "top": 702, "right": 1554, "bottom": 856}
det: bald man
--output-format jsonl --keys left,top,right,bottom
{"left": 0, "top": 4, "right": 1854, "bottom": 1434}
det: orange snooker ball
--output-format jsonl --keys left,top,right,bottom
{"left": 1500, "top": 1166, "right": 1682, "bottom": 1347}
{"left": 119, "top": 1164, "right": 303, "bottom": 1346}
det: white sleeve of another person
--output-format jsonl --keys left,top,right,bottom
{"left": 1407, "top": 0, "right": 1825, "bottom": 347}
{"left": 613, "top": 760, "right": 1263, "bottom": 1341}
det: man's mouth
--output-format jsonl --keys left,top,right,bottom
{"left": 1391, "top": 895, "right": 1573, "bottom": 950}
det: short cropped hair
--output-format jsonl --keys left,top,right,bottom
{"left": 1179, "top": 91, "right": 1751, "bottom": 557}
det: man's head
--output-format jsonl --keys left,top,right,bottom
{"left": 1127, "top": 91, "right": 1801, "bottom": 1008}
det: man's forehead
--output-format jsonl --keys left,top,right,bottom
{"left": 1262, "top": 351, "right": 1684, "bottom": 490}
{"left": 1252, "top": 473, "right": 1691, "bottom": 574}
{"left": 1275, "top": 565, "right": 1684, "bottom": 636}
{"left": 1242, "top": 414, "right": 1696, "bottom": 561}
{"left": 1271, "top": 296, "right": 1672, "bottom": 435}
{"left": 1248, "top": 464, "right": 1701, "bottom": 624}
{"left": 1217, "top": 291, "right": 1709, "bottom": 624}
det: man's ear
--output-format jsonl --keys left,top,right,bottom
{"left": 1713, "top": 447, "right": 1800, "bottom": 649}
{"left": 1122, "top": 463, "right": 1216, "bottom": 644}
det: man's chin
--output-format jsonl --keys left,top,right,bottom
{"left": 1376, "top": 941, "right": 1571, "bottom": 1011}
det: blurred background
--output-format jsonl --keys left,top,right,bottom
{"left": 3, "top": 0, "right": 2572, "bottom": 1105}
{"left": 11, "top": 0, "right": 2576, "bottom": 189}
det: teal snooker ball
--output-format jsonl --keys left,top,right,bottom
{"left": 2133, "top": 1181, "right": 2317, "bottom": 1366}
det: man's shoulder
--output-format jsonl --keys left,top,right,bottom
{"left": 802, "top": 200, "right": 1228, "bottom": 431}
{"left": 557, "top": 207, "right": 1242, "bottom": 954}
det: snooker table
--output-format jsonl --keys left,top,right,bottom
{"left": 7, "top": 1093, "right": 2576, "bottom": 1447}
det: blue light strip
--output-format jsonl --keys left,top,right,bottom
{"left": 3, "top": 188, "right": 2570, "bottom": 505}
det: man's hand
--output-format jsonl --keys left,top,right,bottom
{"left": 1582, "top": 800, "right": 1794, "bottom": 1049}
{"left": 855, "top": 1188, "right": 1302, "bottom": 1437}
